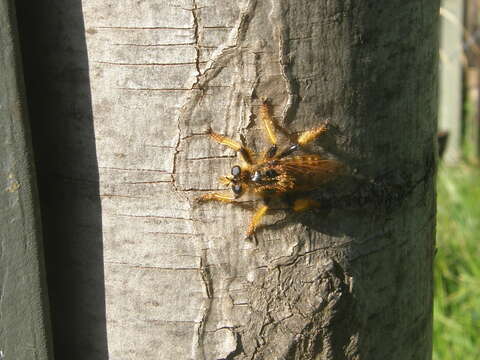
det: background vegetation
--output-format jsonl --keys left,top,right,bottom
{"left": 434, "top": 0, "right": 480, "bottom": 357}
{"left": 433, "top": 162, "right": 480, "bottom": 359}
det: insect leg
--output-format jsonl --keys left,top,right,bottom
{"left": 196, "top": 192, "right": 237, "bottom": 203}
{"left": 292, "top": 198, "right": 321, "bottom": 212}
{"left": 208, "top": 130, "right": 254, "bottom": 164}
{"left": 246, "top": 204, "right": 269, "bottom": 236}
{"left": 259, "top": 98, "right": 277, "bottom": 146}
{"left": 260, "top": 98, "right": 301, "bottom": 159}
{"left": 277, "top": 144, "right": 300, "bottom": 159}
{"left": 297, "top": 123, "right": 329, "bottom": 146}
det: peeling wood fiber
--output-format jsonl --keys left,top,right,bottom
{"left": 16, "top": 0, "right": 438, "bottom": 359}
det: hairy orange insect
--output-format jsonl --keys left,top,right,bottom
{"left": 197, "top": 99, "right": 345, "bottom": 236}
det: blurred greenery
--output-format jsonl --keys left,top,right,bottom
{"left": 433, "top": 163, "right": 480, "bottom": 360}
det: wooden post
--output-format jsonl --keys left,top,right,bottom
{"left": 15, "top": 0, "right": 438, "bottom": 358}
{"left": 464, "top": 0, "right": 480, "bottom": 162}
{"left": 0, "top": 0, "right": 53, "bottom": 358}
{"left": 439, "top": 0, "right": 465, "bottom": 163}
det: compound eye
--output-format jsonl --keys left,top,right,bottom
{"left": 231, "top": 184, "right": 242, "bottom": 196}
{"left": 231, "top": 165, "right": 241, "bottom": 177}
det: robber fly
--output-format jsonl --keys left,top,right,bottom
{"left": 196, "top": 99, "right": 345, "bottom": 237}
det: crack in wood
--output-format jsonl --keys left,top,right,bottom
{"left": 112, "top": 42, "right": 196, "bottom": 47}
{"left": 95, "top": 60, "right": 205, "bottom": 66}
{"left": 116, "top": 87, "right": 192, "bottom": 91}
{"left": 193, "top": 250, "right": 214, "bottom": 360}
{"left": 270, "top": 0, "right": 299, "bottom": 125}
{"left": 94, "top": 26, "right": 193, "bottom": 31}
{"left": 105, "top": 261, "right": 199, "bottom": 271}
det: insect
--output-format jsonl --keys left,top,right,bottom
{"left": 196, "top": 98, "right": 345, "bottom": 237}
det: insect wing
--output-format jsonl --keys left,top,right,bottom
{"left": 279, "top": 156, "right": 344, "bottom": 189}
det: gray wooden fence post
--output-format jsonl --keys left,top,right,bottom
{"left": 464, "top": 0, "right": 480, "bottom": 161}
{"left": 439, "top": 0, "right": 465, "bottom": 163}
{"left": 0, "top": 0, "right": 53, "bottom": 358}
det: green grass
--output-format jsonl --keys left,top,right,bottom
{"left": 433, "top": 163, "right": 480, "bottom": 360}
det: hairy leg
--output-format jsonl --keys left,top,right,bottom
{"left": 196, "top": 192, "right": 238, "bottom": 203}
{"left": 259, "top": 98, "right": 278, "bottom": 146}
{"left": 208, "top": 130, "right": 254, "bottom": 164}
{"left": 276, "top": 123, "right": 329, "bottom": 159}
{"left": 297, "top": 123, "right": 329, "bottom": 146}
{"left": 247, "top": 204, "right": 269, "bottom": 236}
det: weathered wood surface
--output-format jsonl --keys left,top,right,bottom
{"left": 0, "top": 0, "right": 52, "bottom": 358}
{"left": 18, "top": 0, "right": 438, "bottom": 359}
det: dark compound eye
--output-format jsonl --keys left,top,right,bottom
{"left": 265, "top": 169, "right": 278, "bottom": 178}
{"left": 231, "top": 165, "right": 241, "bottom": 177}
{"left": 232, "top": 184, "right": 242, "bottom": 195}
